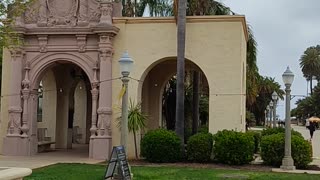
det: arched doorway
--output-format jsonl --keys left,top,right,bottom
{"left": 33, "top": 62, "right": 92, "bottom": 156}
{"left": 140, "top": 58, "right": 209, "bottom": 137}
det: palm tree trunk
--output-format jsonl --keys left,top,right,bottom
{"left": 192, "top": 71, "right": 200, "bottom": 134}
{"left": 175, "top": 0, "right": 186, "bottom": 146}
{"left": 133, "top": 128, "right": 138, "bottom": 159}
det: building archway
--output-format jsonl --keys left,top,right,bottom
{"left": 31, "top": 61, "right": 92, "bottom": 156}
{"left": 139, "top": 57, "right": 209, "bottom": 134}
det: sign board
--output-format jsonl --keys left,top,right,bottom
{"left": 105, "top": 146, "right": 131, "bottom": 180}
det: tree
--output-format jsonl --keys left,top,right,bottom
{"left": 175, "top": 0, "right": 187, "bottom": 146}
{"left": 299, "top": 46, "right": 320, "bottom": 95}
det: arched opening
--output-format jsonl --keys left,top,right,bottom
{"left": 34, "top": 61, "right": 92, "bottom": 157}
{"left": 140, "top": 58, "right": 209, "bottom": 140}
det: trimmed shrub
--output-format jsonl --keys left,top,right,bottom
{"left": 246, "top": 131, "right": 261, "bottom": 153}
{"left": 198, "top": 125, "right": 209, "bottom": 134}
{"left": 140, "top": 129, "right": 182, "bottom": 163}
{"left": 213, "top": 130, "right": 255, "bottom": 165}
{"left": 261, "top": 127, "right": 303, "bottom": 138}
{"left": 261, "top": 133, "right": 312, "bottom": 169}
{"left": 187, "top": 133, "right": 213, "bottom": 162}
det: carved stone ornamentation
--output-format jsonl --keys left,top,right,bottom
{"left": 47, "top": 0, "right": 79, "bottom": 26}
{"left": 7, "top": 107, "right": 23, "bottom": 136}
{"left": 37, "top": 35, "right": 48, "bottom": 53}
{"left": 76, "top": 35, "right": 87, "bottom": 52}
{"left": 78, "top": 0, "right": 89, "bottom": 26}
{"left": 37, "top": 0, "right": 48, "bottom": 26}
{"left": 88, "top": 0, "right": 101, "bottom": 22}
{"left": 99, "top": 2, "right": 113, "bottom": 24}
{"left": 98, "top": 34, "right": 114, "bottom": 60}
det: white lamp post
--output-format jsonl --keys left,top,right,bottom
{"left": 272, "top": 91, "right": 279, "bottom": 128}
{"left": 266, "top": 105, "right": 270, "bottom": 127}
{"left": 119, "top": 51, "right": 134, "bottom": 150}
{"left": 280, "top": 66, "right": 295, "bottom": 170}
{"left": 269, "top": 101, "right": 273, "bottom": 127}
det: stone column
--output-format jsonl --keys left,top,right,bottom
{"left": 21, "top": 62, "right": 31, "bottom": 137}
{"left": 90, "top": 0, "right": 119, "bottom": 160}
{"left": 97, "top": 34, "right": 113, "bottom": 138}
{"left": 90, "top": 64, "right": 99, "bottom": 138}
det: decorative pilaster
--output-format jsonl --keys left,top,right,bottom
{"left": 21, "top": 62, "right": 31, "bottom": 137}
{"left": 90, "top": 63, "right": 99, "bottom": 138}
{"left": 97, "top": 34, "right": 113, "bottom": 137}
{"left": 7, "top": 45, "right": 24, "bottom": 137}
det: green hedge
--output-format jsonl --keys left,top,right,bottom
{"left": 246, "top": 131, "right": 261, "bottom": 153}
{"left": 213, "top": 130, "right": 255, "bottom": 165}
{"left": 261, "top": 133, "right": 312, "bottom": 169}
{"left": 261, "top": 127, "right": 303, "bottom": 138}
{"left": 140, "top": 129, "right": 182, "bottom": 163}
{"left": 187, "top": 133, "right": 213, "bottom": 162}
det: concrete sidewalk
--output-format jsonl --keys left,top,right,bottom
{"left": 0, "top": 144, "right": 103, "bottom": 169}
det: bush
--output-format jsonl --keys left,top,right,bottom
{"left": 140, "top": 129, "right": 182, "bottom": 163}
{"left": 198, "top": 125, "right": 209, "bottom": 134}
{"left": 261, "top": 127, "right": 303, "bottom": 138}
{"left": 261, "top": 133, "right": 312, "bottom": 169}
{"left": 213, "top": 130, "right": 255, "bottom": 165}
{"left": 246, "top": 131, "right": 261, "bottom": 153}
{"left": 187, "top": 133, "right": 213, "bottom": 162}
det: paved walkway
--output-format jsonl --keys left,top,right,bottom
{"left": 0, "top": 144, "right": 103, "bottom": 169}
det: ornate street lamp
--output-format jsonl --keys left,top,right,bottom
{"left": 272, "top": 91, "right": 279, "bottom": 128}
{"left": 269, "top": 101, "right": 273, "bottom": 127}
{"left": 119, "top": 51, "right": 134, "bottom": 150}
{"left": 280, "top": 66, "right": 295, "bottom": 170}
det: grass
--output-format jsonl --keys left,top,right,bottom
{"left": 25, "top": 163, "right": 320, "bottom": 180}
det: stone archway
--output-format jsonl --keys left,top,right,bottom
{"left": 139, "top": 57, "right": 209, "bottom": 132}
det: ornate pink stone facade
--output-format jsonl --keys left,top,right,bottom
{"left": 2, "top": 0, "right": 122, "bottom": 159}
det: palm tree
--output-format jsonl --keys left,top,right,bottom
{"left": 300, "top": 46, "right": 320, "bottom": 95}
{"left": 175, "top": 0, "right": 187, "bottom": 147}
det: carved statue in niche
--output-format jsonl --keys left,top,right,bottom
{"left": 78, "top": 0, "right": 88, "bottom": 23}
{"left": 47, "top": 0, "right": 79, "bottom": 26}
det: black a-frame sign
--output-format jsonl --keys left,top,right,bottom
{"left": 104, "top": 146, "right": 131, "bottom": 180}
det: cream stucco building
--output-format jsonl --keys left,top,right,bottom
{"left": 0, "top": 0, "right": 247, "bottom": 160}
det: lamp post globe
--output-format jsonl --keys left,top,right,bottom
{"left": 281, "top": 66, "right": 295, "bottom": 170}
{"left": 119, "top": 51, "right": 134, "bottom": 77}
{"left": 119, "top": 51, "right": 134, "bottom": 151}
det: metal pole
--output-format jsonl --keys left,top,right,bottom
{"left": 273, "top": 100, "right": 277, "bottom": 128}
{"left": 281, "top": 84, "right": 295, "bottom": 170}
{"left": 121, "top": 73, "right": 129, "bottom": 150}
{"left": 264, "top": 110, "right": 267, "bottom": 127}
{"left": 269, "top": 107, "right": 273, "bottom": 128}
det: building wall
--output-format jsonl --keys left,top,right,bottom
{"left": 111, "top": 16, "right": 247, "bottom": 158}
{"left": 0, "top": 16, "right": 247, "bottom": 159}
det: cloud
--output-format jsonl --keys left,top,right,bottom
{"left": 222, "top": 0, "right": 320, "bottom": 119}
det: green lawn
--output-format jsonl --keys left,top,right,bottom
{"left": 25, "top": 163, "right": 320, "bottom": 180}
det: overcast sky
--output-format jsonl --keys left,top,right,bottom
{"left": 221, "top": 0, "right": 320, "bottom": 119}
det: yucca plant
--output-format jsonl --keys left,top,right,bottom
{"left": 118, "top": 99, "right": 147, "bottom": 159}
